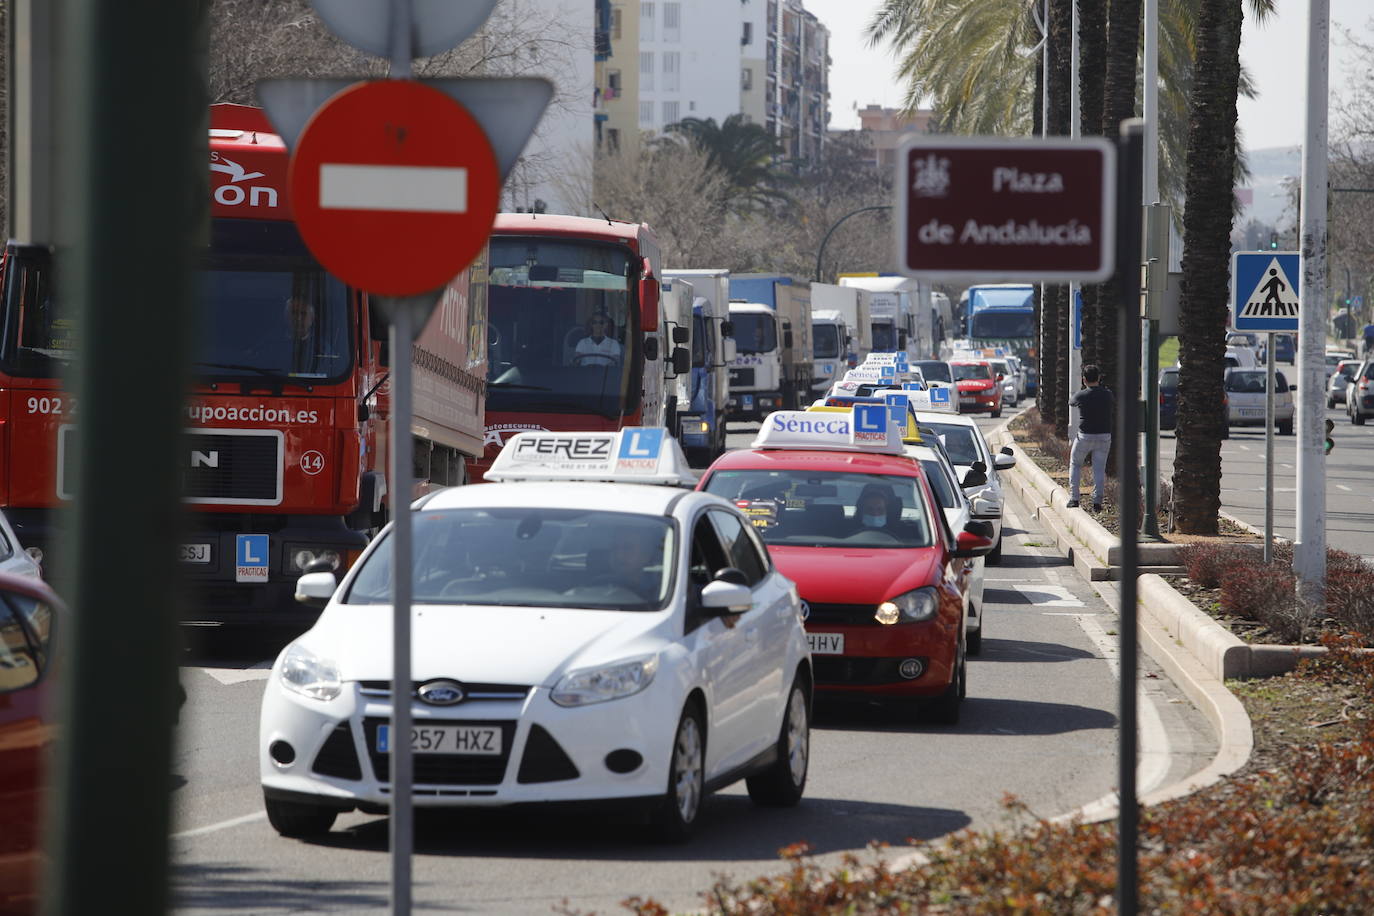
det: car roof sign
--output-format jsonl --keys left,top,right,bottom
{"left": 809, "top": 402, "right": 924, "bottom": 445}
{"left": 486, "top": 427, "right": 697, "bottom": 486}
{"left": 752, "top": 410, "right": 904, "bottom": 455}
{"left": 879, "top": 386, "right": 956, "bottom": 413}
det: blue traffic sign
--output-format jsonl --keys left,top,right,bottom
{"left": 1232, "top": 251, "right": 1301, "bottom": 331}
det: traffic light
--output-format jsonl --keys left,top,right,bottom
{"left": 1269, "top": 231, "right": 1279, "bottom": 250}
{"left": 1325, "top": 418, "right": 1335, "bottom": 455}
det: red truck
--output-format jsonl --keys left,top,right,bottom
{"left": 474, "top": 213, "right": 684, "bottom": 477}
{"left": 0, "top": 103, "right": 489, "bottom": 626}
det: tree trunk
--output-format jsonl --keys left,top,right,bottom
{"left": 1077, "top": 0, "right": 1108, "bottom": 367}
{"left": 1044, "top": 0, "right": 1074, "bottom": 436}
{"left": 1174, "top": 0, "right": 1244, "bottom": 535}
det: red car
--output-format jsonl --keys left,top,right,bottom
{"left": 951, "top": 360, "right": 1002, "bottom": 417}
{"left": 698, "top": 412, "right": 993, "bottom": 723}
{"left": 0, "top": 573, "right": 60, "bottom": 915}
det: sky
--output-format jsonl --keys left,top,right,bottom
{"left": 809, "top": 0, "right": 1372, "bottom": 152}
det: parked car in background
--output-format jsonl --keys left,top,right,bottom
{"left": 1328, "top": 359, "right": 1360, "bottom": 408}
{"left": 1224, "top": 367, "right": 1294, "bottom": 435}
{"left": 1226, "top": 332, "right": 1265, "bottom": 364}
{"left": 1159, "top": 368, "right": 1179, "bottom": 431}
{"left": 1272, "top": 333, "right": 1295, "bottom": 364}
{"left": 1347, "top": 360, "right": 1374, "bottom": 425}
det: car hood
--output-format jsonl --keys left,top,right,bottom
{"left": 768, "top": 544, "right": 942, "bottom": 604}
{"left": 297, "top": 603, "right": 670, "bottom": 686}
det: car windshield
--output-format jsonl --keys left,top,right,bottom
{"left": 989, "top": 360, "right": 1010, "bottom": 376}
{"left": 913, "top": 361, "right": 952, "bottom": 383}
{"left": 917, "top": 458, "right": 958, "bottom": 509}
{"left": 813, "top": 323, "right": 841, "bottom": 358}
{"left": 486, "top": 238, "right": 639, "bottom": 420}
{"left": 732, "top": 313, "right": 777, "bottom": 354}
{"left": 952, "top": 363, "right": 991, "bottom": 381}
{"left": 703, "top": 470, "right": 934, "bottom": 549}
{"left": 0, "top": 223, "right": 353, "bottom": 382}
{"left": 345, "top": 508, "right": 676, "bottom": 611}
{"left": 920, "top": 421, "right": 983, "bottom": 466}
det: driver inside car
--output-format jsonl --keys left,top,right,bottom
{"left": 852, "top": 484, "right": 908, "bottom": 534}
{"left": 572, "top": 310, "right": 622, "bottom": 367}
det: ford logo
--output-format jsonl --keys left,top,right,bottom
{"left": 798, "top": 600, "right": 810, "bottom": 622}
{"left": 417, "top": 680, "right": 466, "bottom": 706}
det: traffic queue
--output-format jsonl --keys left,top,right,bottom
{"left": 258, "top": 399, "right": 1005, "bottom": 841}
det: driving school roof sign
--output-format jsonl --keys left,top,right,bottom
{"left": 896, "top": 136, "right": 1116, "bottom": 283}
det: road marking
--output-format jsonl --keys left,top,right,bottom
{"left": 1281, "top": 463, "right": 1293, "bottom": 469}
{"left": 1013, "top": 584, "right": 1085, "bottom": 607}
{"left": 1338, "top": 484, "right": 1352, "bottom": 492}
{"left": 1238, "top": 444, "right": 1251, "bottom": 451}
{"left": 199, "top": 663, "right": 272, "bottom": 685}
{"left": 171, "top": 811, "right": 266, "bottom": 840}
{"left": 1042, "top": 611, "right": 1100, "bottom": 616}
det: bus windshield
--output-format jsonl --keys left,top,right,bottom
{"left": 486, "top": 238, "right": 638, "bottom": 420}
{"left": 0, "top": 222, "right": 353, "bottom": 383}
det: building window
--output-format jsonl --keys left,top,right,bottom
{"left": 640, "top": 51, "right": 654, "bottom": 91}
{"left": 607, "top": 69, "right": 622, "bottom": 98}
{"left": 641, "top": 2, "right": 655, "bottom": 41}
{"left": 663, "top": 2, "right": 680, "bottom": 41}
{"left": 663, "top": 101, "right": 680, "bottom": 124}
{"left": 663, "top": 51, "right": 680, "bottom": 92}
{"left": 741, "top": 67, "right": 753, "bottom": 90}
{"left": 639, "top": 100, "right": 653, "bottom": 126}
{"left": 611, "top": 8, "right": 622, "bottom": 40}
{"left": 742, "top": 21, "right": 753, "bottom": 46}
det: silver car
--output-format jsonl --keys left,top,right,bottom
{"left": 906, "top": 440, "right": 986, "bottom": 654}
{"left": 914, "top": 411, "right": 1015, "bottom": 564}
{"left": 988, "top": 358, "right": 1019, "bottom": 407}
{"left": 1224, "top": 367, "right": 1293, "bottom": 435}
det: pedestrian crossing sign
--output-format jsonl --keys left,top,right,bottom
{"left": 1232, "top": 251, "right": 1301, "bottom": 331}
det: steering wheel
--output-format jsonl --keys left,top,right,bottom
{"left": 572, "top": 352, "right": 621, "bottom": 366}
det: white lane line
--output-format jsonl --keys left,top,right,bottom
{"left": 1238, "top": 443, "right": 1251, "bottom": 451}
{"left": 1013, "top": 584, "right": 1085, "bottom": 607}
{"left": 200, "top": 663, "right": 272, "bottom": 686}
{"left": 171, "top": 811, "right": 266, "bottom": 840}
{"left": 1043, "top": 611, "right": 1101, "bottom": 616}
{"left": 1338, "top": 484, "right": 1352, "bottom": 492}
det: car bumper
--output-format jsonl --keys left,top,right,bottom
{"left": 259, "top": 674, "right": 680, "bottom": 809}
{"left": 957, "top": 391, "right": 1000, "bottom": 412}
{"left": 1227, "top": 407, "right": 1294, "bottom": 425}
{"left": 804, "top": 623, "right": 958, "bottom": 697}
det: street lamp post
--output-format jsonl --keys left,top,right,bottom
{"left": 813, "top": 205, "right": 892, "bottom": 283}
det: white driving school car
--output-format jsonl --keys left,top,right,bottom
{"left": 259, "top": 428, "right": 812, "bottom": 842}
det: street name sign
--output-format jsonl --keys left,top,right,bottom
{"left": 288, "top": 79, "right": 500, "bottom": 297}
{"left": 1232, "top": 250, "right": 1301, "bottom": 332}
{"left": 895, "top": 136, "right": 1116, "bottom": 283}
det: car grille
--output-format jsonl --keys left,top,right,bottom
{"left": 362, "top": 717, "right": 516, "bottom": 786}
{"left": 805, "top": 603, "right": 879, "bottom": 626}
{"left": 357, "top": 681, "right": 530, "bottom": 702}
{"left": 184, "top": 431, "right": 282, "bottom": 504}
{"left": 312, "top": 722, "right": 363, "bottom": 780}
{"left": 814, "top": 656, "right": 929, "bottom": 685}
{"left": 729, "top": 368, "right": 755, "bottom": 387}
{"left": 516, "top": 724, "right": 580, "bottom": 784}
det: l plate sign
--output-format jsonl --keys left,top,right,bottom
{"left": 896, "top": 136, "right": 1116, "bottom": 283}
{"left": 288, "top": 80, "right": 500, "bottom": 296}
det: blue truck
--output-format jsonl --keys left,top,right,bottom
{"left": 959, "top": 283, "right": 1038, "bottom": 394}
{"left": 663, "top": 269, "right": 736, "bottom": 464}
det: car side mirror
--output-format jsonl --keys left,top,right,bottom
{"left": 997, "top": 373, "right": 1004, "bottom": 381}
{"left": 970, "top": 496, "right": 1000, "bottom": 518}
{"left": 961, "top": 467, "right": 988, "bottom": 489}
{"left": 644, "top": 336, "right": 660, "bottom": 361}
{"left": 993, "top": 453, "right": 1016, "bottom": 471}
{"left": 721, "top": 337, "right": 738, "bottom": 364}
{"left": 954, "top": 526, "right": 995, "bottom": 558}
{"left": 701, "top": 580, "right": 752, "bottom": 614}
{"left": 1288, "top": 383, "right": 1297, "bottom": 391}
{"left": 671, "top": 346, "right": 690, "bottom": 375}
{"left": 295, "top": 571, "right": 338, "bottom": 608}
{"left": 672, "top": 325, "right": 690, "bottom": 345}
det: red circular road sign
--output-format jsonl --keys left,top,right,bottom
{"left": 289, "top": 80, "right": 500, "bottom": 296}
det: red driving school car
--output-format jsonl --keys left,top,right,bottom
{"left": 950, "top": 360, "right": 1002, "bottom": 417}
{"left": 698, "top": 407, "right": 994, "bottom": 723}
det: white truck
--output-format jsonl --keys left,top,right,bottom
{"left": 662, "top": 268, "right": 735, "bottom": 463}
{"left": 726, "top": 275, "right": 813, "bottom": 420}
{"left": 840, "top": 275, "right": 947, "bottom": 361}
{"left": 809, "top": 283, "right": 873, "bottom": 399}
{"left": 658, "top": 276, "right": 697, "bottom": 437}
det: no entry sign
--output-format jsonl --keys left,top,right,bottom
{"left": 289, "top": 80, "right": 500, "bottom": 296}
{"left": 895, "top": 136, "right": 1116, "bottom": 283}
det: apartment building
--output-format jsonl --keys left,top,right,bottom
{"left": 854, "top": 104, "right": 935, "bottom": 170}
{"left": 595, "top": 0, "right": 641, "bottom": 159}
{"left": 741, "top": 0, "right": 829, "bottom": 162}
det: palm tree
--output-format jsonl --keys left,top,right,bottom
{"left": 665, "top": 115, "right": 789, "bottom": 208}
{"left": 1045, "top": 0, "right": 1073, "bottom": 436}
{"left": 1172, "top": 0, "right": 1273, "bottom": 535}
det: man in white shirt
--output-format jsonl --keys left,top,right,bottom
{"left": 573, "top": 311, "right": 622, "bottom": 367}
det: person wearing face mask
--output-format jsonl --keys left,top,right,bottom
{"left": 854, "top": 484, "right": 898, "bottom": 531}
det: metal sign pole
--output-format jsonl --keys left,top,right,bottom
{"left": 1265, "top": 333, "right": 1275, "bottom": 564}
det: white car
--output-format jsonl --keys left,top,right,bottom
{"left": 1224, "top": 367, "right": 1294, "bottom": 434}
{"left": 914, "top": 411, "right": 1014, "bottom": 564}
{"left": 1005, "top": 356, "right": 1029, "bottom": 401}
{"left": 905, "top": 441, "right": 986, "bottom": 654}
{"left": 259, "top": 429, "right": 812, "bottom": 842}
{"left": 0, "top": 509, "right": 43, "bottom": 580}
{"left": 988, "top": 358, "right": 1018, "bottom": 407}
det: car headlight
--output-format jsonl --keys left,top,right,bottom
{"left": 279, "top": 643, "right": 343, "bottom": 701}
{"left": 288, "top": 546, "right": 341, "bottom": 573}
{"left": 875, "top": 587, "right": 940, "bottom": 624}
{"left": 550, "top": 655, "right": 659, "bottom": 707}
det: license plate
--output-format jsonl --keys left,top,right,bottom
{"left": 807, "top": 633, "right": 844, "bottom": 655}
{"left": 179, "top": 543, "right": 211, "bottom": 563}
{"left": 375, "top": 724, "right": 502, "bottom": 756}
{"left": 1238, "top": 408, "right": 1264, "bottom": 417}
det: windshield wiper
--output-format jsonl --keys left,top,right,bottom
{"left": 191, "top": 361, "right": 289, "bottom": 378}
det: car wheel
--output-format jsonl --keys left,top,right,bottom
{"left": 923, "top": 643, "right": 965, "bottom": 725}
{"left": 986, "top": 535, "right": 1003, "bottom": 566}
{"left": 1355, "top": 410, "right": 1367, "bottom": 426}
{"left": 1329, "top": 397, "right": 1337, "bottom": 409}
{"left": 650, "top": 705, "right": 705, "bottom": 842}
{"left": 967, "top": 617, "right": 983, "bottom": 657}
{"left": 264, "top": 794, "right": 337, "bottom": 838}
{"left": 991, "top": 407, "right": 1002, "bottom": 419}
{"left": 1278, "top": 421, "right": 1294, "bottom": 436}
{"left": 746, "top": 678, "right": 810, "bottom": 807}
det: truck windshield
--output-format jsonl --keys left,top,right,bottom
{"left": 486, "top": 238, "right": 638, "bottom": 419}
{"left": 970, "top": 311, "right": 1036, "bottom": 339}
{"left": 812, "top": 323, "right": 840, "bottom": 358}
{"left": 0, "top": 223, "right": 352, "bottom": 383}
{"left": 871, "top": 323, "right": 896, "bottom": 352}
{"left": 732, "top": 313, "right": 777, "bottom": 354}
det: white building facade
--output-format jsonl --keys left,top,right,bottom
{"left": 635, "top": 0, "right": 746, "bottom": 133}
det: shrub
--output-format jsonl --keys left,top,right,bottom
{"left": 1324, "top": 565, "right": 1374, "bottom": 637}
{"left": 1182, "top": 542, "right": 1251, "bottom": 589}
{"left": 1220, "top": 562, "right": 1312, "bottom": 643}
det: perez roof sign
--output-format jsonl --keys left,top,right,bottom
{"left": 895, "top": 136, "right": 1117, "bottom": 283}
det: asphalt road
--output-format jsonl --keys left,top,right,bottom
{"left": 1159, "top": 397, "right": 1374, "bottom": 559}
{"left": 169, "top": 402, "right": 1214, "bottom": 915}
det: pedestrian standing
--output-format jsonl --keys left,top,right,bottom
{"left": 1066, "top": 364, "right": 1114, "bottom": 512}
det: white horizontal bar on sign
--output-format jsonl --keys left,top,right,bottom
{"left": 319, "top": 164, "right": 468, "bottom": 213}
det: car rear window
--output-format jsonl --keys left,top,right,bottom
{"left": 1160, "top": 370, "right": 1179, "bottom": 391}
{"left": 1225, "top": 371, "right": 1288, "bottom": 393}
